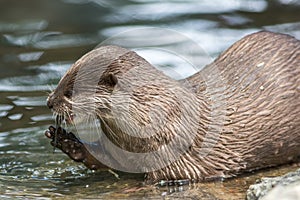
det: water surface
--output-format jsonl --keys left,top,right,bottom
{"left": 0, "top": 0, "right": 299, "bottom": 199}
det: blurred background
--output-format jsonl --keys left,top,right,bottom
{"left": 0, "top": 0, "right": 299, "bottom": 199}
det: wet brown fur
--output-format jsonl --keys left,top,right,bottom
{"left": 47, "top": 31, "right": 300, "bottom": 183}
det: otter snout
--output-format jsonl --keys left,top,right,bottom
{"left": 47, "top": 100, "right": 53, "bottom": 109}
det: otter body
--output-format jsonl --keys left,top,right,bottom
{"left": 46, "top": 31, "right": 300, "bottom": 183}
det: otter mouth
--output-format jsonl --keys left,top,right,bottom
{"left": 55, "top": 112, "right": 94, "bottom": 127}
{"left": 55, "top": 112, "right": 76, "bottom": 126}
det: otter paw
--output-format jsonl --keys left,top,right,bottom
{"left": 45, "top": 126, "right": 87, "bottom": 162}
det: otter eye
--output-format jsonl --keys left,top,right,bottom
{"left": 103, "top": 73, "right": 118, "bottom": 86}
{"left": 64, "top": 90, "right": 72, "bottom": 98}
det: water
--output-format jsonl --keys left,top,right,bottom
{"left": 0, "top": 0, "right": 299, "bottom": 199}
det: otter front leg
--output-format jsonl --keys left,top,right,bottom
{"left": 45, "top": 126, "right": 108, "bottom": 170}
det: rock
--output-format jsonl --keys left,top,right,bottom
{"left": 261, "top": 184, "right": 300, "bottom": 200}
{"left": 246, "top": 168, "right": 300, "bottom": 200}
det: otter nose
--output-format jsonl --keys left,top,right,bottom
{"left": 47, "top": 100, "right": 53, "bottom": 109}
{"left": 47, "top": 94, "right": 54, "bottom": 109}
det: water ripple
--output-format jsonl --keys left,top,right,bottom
{"left": 0, "top": 62, "right": 71, "bottom": 92}
{"left": 0, "top": 20, "right": 48, "bottom": 32}
{"left": 3, "top": 32, "right": 60, "bottom": 47}
{"left": 105, "top": 0, "right": 267, "bottom": 22}
{"left": 4, "top": 32, "right": 98, "bottom": 49}
{"left": 18, "top": 52, "right": 44, "bottom": 62}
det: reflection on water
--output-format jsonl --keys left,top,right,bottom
{"left": 105, "top": 0, "right": 267, "bottom": 21}
{"left": 0, "top": 0, "right": 299, "bottom": 199}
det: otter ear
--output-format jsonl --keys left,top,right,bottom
{"left": 104, "top": 72, "right": 118, "bottom": 86}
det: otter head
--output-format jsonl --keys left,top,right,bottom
{"left": 47, "top": 45, "right": 170, "bottom": 127}
{"left": 46, "top": 45, "right": 137, "bottom": 124}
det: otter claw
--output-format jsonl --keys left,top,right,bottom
{"left": 44, "top": 126, "right": 56, "bottom": 139}
{"left": 45, "top": 130, "right": 53, "bottom": 139}
{"left": 45, "top": 125, "right": 108, "bottom": 170}
{"left": 49, "top": 125, "right": 55, "bottom": 132}
{"left": 45, "top": 126, "right": 85, "bottom": 160}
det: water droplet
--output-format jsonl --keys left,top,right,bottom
{"left": 260, "top": 86, "right": 264, "bottom": 90}
{"left": 256, "top": 62, "right": 265, "bottom": 67}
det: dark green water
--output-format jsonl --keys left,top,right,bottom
{"left": 0, "top": 0, "right": 299, "bottom": 199}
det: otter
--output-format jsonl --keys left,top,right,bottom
{"left": 45, "top": 31, "right": 300, "bottom": 183}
